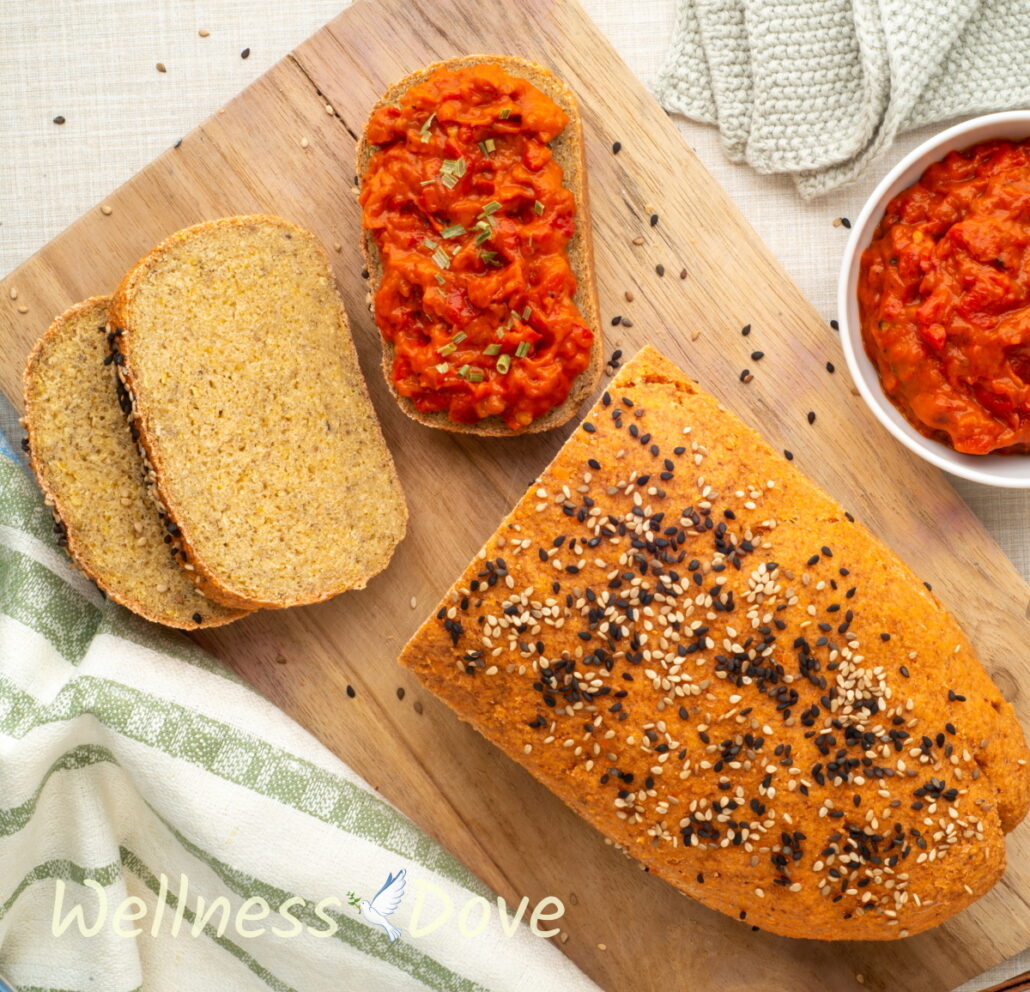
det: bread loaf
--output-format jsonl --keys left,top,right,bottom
{"left": 399, "top": 345, "right": 1030, "bottom": 940}
{"left": 109, "top": 216, "right": 407, "bottom": 610}
{"left": 22, "top": 297, "right": 245, "bottom": 629}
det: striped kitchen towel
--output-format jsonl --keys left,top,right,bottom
{"left": 654, "top": 0, "right": 1030, "bottom": 196}
{"left": 0, "top": 430, "right": 598, "bottom": 992}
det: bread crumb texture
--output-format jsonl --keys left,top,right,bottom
{"left": 113, "top": 217, "right": 407, "bottom": 609}
{"left": 400, "top": 345, "right": 1030, "bottom": 940}
{"left": 23, "top": 298, "right": 244, "bottom": 629}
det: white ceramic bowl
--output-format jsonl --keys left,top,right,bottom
{"left": 838, "top": 111, "right": 1030, "bottom": 488}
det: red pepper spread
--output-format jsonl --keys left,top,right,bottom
{"left": 859, "top": 138, "right": 1030, "bottom": 455}
{"left": 359, "top": 64, "right": 594, "bottom": 430}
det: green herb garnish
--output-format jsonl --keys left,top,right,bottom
{"left": 440, "top": 224, "right": 465, "bottom": 239}
{"left": 467, "top": 369, "right": 485, "bottom": 383}
{"left": 499, "top": 108, "right": 511, "bottom": 119}
{"left": 521, "top": 306, "right": 532, "bottom": 321}
{"left": 481, "top": 201, "right": 502, "bottom": 216}
{"left": 496, "top": 354, "right": 512, "bottom": 374}
{"left": 534, "top": 200, "right": 545, "bottom": 215}
{"left": 438, "top": 342, "right": 457, "bottom": 357}
{"left": 432, "top": 247, "right": 451, "bottom": 269}
{"left": 453, "top": 331, "right": 467, "bottom": 344}
{"left": 516, "top": 341, "right": 530, "bottom": 358}
{"left": 419, "top": 112, "right": 436, "bottom": 142}
{"left": 484, "top": 343, "right": 501, "bottom": 356}
{"left": 435, "top": 362, "right": 450, "bottom": 373}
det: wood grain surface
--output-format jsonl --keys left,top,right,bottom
{"left": 2, "top": 0, "right": 1029, "bottom": 989}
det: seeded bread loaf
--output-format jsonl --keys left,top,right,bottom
{"left": 399, "top": 346, "right": 1030, "bottom": 940}
{"left": 357, "top": 55, "right": 602, "bottom": 436}
{"left": 109, "top": 216, "right": 407, "bottom": 610}
{"left": 22, "top": 297, "right": 245, "bottom": 629}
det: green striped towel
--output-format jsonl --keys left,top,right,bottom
{"left": 0, "top": 431, "right": 599, "bottom": 992}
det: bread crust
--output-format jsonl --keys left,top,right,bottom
{"left": 357, "top": 54, "right": 602, "bottom": 436}
{"left": 109, "top": 215, "right": 407, "bottom": 611}
{"left": 399, "top": 345, "right": 1030, "bottom": 940}
{"left": 22, "top": 297, "right": 246, "bottom": 629}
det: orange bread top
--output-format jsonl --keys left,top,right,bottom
{"left": 399, "top": 346, "right": 1030, "bottom": 941}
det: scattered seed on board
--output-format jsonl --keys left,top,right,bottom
{"left": 750, "top": 351, "right": 764, "bottom": 361}
{"left": 841, "top": 217, "right": 852, "bottom": 229}
{"left": 830, "top": 319, "right": 839, "bottom": 331}
{"left": 16, "top": 305, "right": 28, "bottom": 315}
{"left": 53, "top": 115, "right": 65, "bottom": 125}
{"left": 8, "top": 288, "right": 17, "bottom": 300}
{"left": 300, "top": 137, "right": 310, "bottom": 148}
{"left": 611, "top": 315, "right": 622, "bottom": 326}
{"left": 325, "top": 104, "right": 334, "bottom": 115}
{"left": 632, "top": 236, "right": 644, "bottom": 246}
{"left": 241, "top": 47, "right": 251, "bottom": 59}
{"left": 198, "top": 28, "right": 210, "bottom": 37}
{"left": 741, "top": 323, "right": 751, "bottom": 336}
{"left": 649, "top": 214, "right": 659, "bottom": 227}
{"left": 739, "top": 369, "right": 752, "bottom": 383}
{"left": 612, "top": 141, "right": 621, "bottom": 154}
{"left": 413, "top": 700, "right": 424, "bottom": 714}
{"left": 334, "top": 242, "right": 342, "bottom": 252}
{"left": 807, "top": 410, "right": 816, "bottom": 425}
{"left": 621, "top": 317, "right": 634, "bottom": 328}
{"left": 624, "top": 290, "right": 634, "bottom": 302}
{"left": 101, "top": 204, "right": 113, "bottom": 216}
{"left": 784, "top": 449, "right": 794, "bottom": 460}
{"left": 826, "top": 361, "right": 835, "bottom": 373}
{"left": 410, "top": 595, "right": 417, "bottom": 609}
{"left": 690, "top": 330, "right": 700, "bottom": 341}
{"left": 679, "top": 268, "right": 687, "bottom": 279}
{"left": 655, "top": 264, "right": 665, "bottom": 277}
{"left": 156, "top": 62, "right": 167, "bottom": 73}
{"left": 346, "top": 684, "right": 356, "bottom": 698}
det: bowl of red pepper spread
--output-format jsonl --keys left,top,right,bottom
{"left": 859, "top": 137, "right": 1030, "bottom": 456}
{"left": 358, "top": 63, "right": 595, "bottom": 431}
{"left": 842, "top": 112, "right": 1030, "bottom": 486}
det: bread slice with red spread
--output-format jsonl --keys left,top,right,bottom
{"left": 357, "top": 55, "right": 602, "bottom": 436}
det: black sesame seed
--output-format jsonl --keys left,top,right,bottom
{"left": 880, "top": 632, "right": 891, "bottom": 642}
{"left": 241, "top": 47, "right": 251, "bottom": 59}
{"left": 53, "top": 115, "right": 66, "bottom": 125}
{"left": 841, "top": 217, "right": 851, "bottom": 229}
{"left": 346, "top": 684, "right": 356, "bottom": 698}
{"left": 396, "top": 687, "right": 406, "bottom": 700}
{"left": 192, "top": 612, "right": 202, "bottom": 624}
{"left": 621, "top": 318, "right": 634, "bottom": 328}
{"left": 783, "top": 449, "right": 793, "bottom": 461}
{"left": 829, "top": 319, "right": 839, "bottom": 331}
{"left": 583, "top": 422, "right": 596, "bottom": 434}
{"left": 807, "top": 411, "right": 816, "bottom": 425}
{"left": 900, "top": 665, "right": 910, "bottom": 678}
{"left": 656, "top": 264, "right": 665, "bottom": 277}
{"left": 750, "top": 351, "right": 764, "bottom": 361}
{"left": 649, "top": 213, "right": 659, "bottom": 227}
{"left": 741, "top": 324, "right": 751, "bottom": 336}
{"left": 612, "top": 141, "right": 621, "bottom": 154}
{"left": 611, "top": 315, "right": 622, "bottom": 326}
{"left": 739, "top": 369, "right": 751, "bottom": 382}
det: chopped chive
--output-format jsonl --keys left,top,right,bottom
{"left": 480, "top": 250, "right": 499, "bottom": 264}
{"left": 496, "top": 328, "right": 506, "bottom": 339}
{"left": 475, "top": 229, "right": 492, "bottom": 245}
{"left": 435, "top": 362, "right": 450, "bottom": 373}
{"left": 534, "top": 200, "right": 545, "bottom": 215}
{"left": 438, "top": 342, "right": 457, "bottom": 356}
{"left": 457, "top": 363, "right": 471, "bottom": 378}
{"left": 419, "top": 112, "right": 436, "bottom": 142}
{"left": 484, "top": 343, "right": 501, "bottom": 356}
{"left": 441, "top": 157, "right": 466, "bottom": 177}
{"left": 522, "top": 305, "right": 532, "bottom": 320}
{"left": 434, "top": 273, "right": 446, "bottom": 285}
{"left": 499, "top": 108, "right": 511, "bottom": 119}
{"left": 467, "top": 369, "right": 485, "bottom": 382}
{"left": 516, "top": 341, "right": 530, "bottom": 358}
{"left": 423, "top": 238, "right": 438, "bottom": 250}
{"left": 481, "top": 201, "right": 502, "bottom": 215}
{"left": 439, "top": 173, "right": 459, "bottom": 189}
{"left": 453, "top": 331, "right": 467, "bottom": 344}
{"left": 432, "top": 247, "right": 450, "bottom": 269}
{"left": 496, "top": 354, "right": 512, "bottom": 374}
{"left": 478, "top": 140, "right": 491, "bottom": 156}
{"left": 420, "top": 179, "right": 437, "bottom": 186}
{"left": 440, "top": 224, "right": 465, "bottom": 238}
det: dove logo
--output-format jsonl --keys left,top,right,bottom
{"left": 358, "top": 870, "right": 406, "bottom": 943}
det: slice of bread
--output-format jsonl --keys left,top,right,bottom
{"left": 109, "top": 216, "right": 407, "bottom": 611}
{"left": 23, "top": 297, "right": 246, "bottom": 629}
{"left": 357, "top": 55, "right": 602, "bottom": 436}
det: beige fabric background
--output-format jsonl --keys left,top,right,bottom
{"left": 0, "top": 1, "right": 1026, "bottom": 988}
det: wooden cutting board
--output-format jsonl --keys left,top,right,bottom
{"left": 2, "top": 0, "right": 1029, "bottom": 988}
